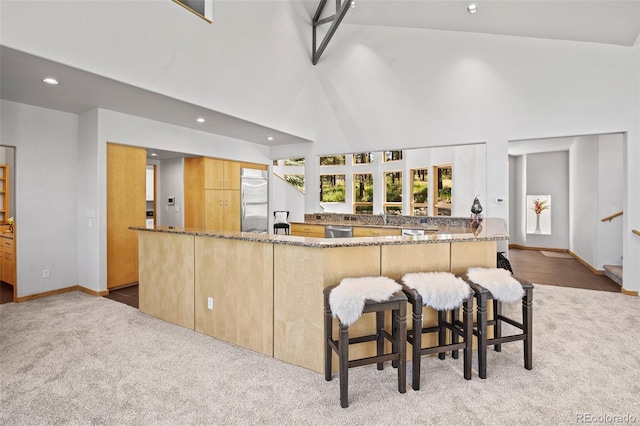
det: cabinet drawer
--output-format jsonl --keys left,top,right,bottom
{"left": 0, "top": 237, "right": 14, "bottom": 249}
{"left": 290, "top": 224, "right": 325, "bottom": 237}
{"left": 353, "top": 227, "right": 401, "bottom": 237}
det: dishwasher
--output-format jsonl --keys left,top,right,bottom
{"left": 325, "top": 225, "right": 354, "bottom": 238}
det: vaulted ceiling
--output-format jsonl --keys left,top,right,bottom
{"left": 2, "top": 1, "right": 638, "bottom": 152}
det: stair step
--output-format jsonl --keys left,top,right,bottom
{"left": 603, "top": 264, "right": 623, "bottom": 286}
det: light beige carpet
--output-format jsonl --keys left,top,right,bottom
{"left": 540, "top": 250, "right": 574, "bottom": 259}
{"left": 1, "top": 285, "right": 639, "bottom": 425}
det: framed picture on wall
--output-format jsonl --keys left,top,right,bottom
{"left": 526, "top": 195, "right": 551, "bottom": 235}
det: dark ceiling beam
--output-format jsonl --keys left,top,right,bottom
{"left": 312, "top": 0, "right": 352, "bottom": 65}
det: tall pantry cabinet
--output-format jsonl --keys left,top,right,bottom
{"left": 184, "top": 157, "right": 267, "bottom": 232}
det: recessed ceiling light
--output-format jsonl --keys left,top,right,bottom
{"left": 267, "top": 136, "right": 274, "bottom": 141}
{"left": 42, "top": 77, "right": 60, "bottom": 85}
{"left": 350, "top": 0, "right": 356, "bottom": 8}
{"left": 150, "top": 153, "right": 158, "bottom": 157}
{"left": 196, "top": 117, "right": 205, "bottom": 123}
{"left": 467, "top": 3, "right": 478, "bottom": 14}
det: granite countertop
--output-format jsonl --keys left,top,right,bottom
{"left": 130, "top": 218, "right": 508, "bottom": 248}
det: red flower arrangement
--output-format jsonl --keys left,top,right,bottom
{"left": 532, "top": 198, "right": 550, "bottom": 215}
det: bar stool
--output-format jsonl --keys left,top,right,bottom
{"left": 324, "top": 276, "right": 407, "bottom": 408}
{"left": 462, "top": 267, "right": 534, "bottom": 379}
{"left": 401, "top": 272, "right": 473, "bottom": 390}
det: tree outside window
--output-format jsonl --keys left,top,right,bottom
{"left": 320, "top": 174, "right": 345, "bottom": 202}
{"left": 285, "top": 174, "right": 305, "bottom": 193}
{"left": 353, "top": 173, "right": 373, "bottom": 214}
{"left": 384, "top": 171, "right": 402, "bottom": 214}
{"left": 353, "top": 153, "right": 374, "bottom": 164}
{"left": 320, "top": 155, "right": 346, "bottom": 166}
{"left": 383, "top": 150, "right": 403, "bottom": 162}
{"left": 411, "top": 168, "right": 428, "bottom": 216}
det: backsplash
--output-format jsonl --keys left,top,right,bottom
{"left": 304, "top": 213, "right": 474, "bottom": 228}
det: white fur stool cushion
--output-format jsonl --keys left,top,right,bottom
{"left": 401, "top": 272, "right": 471, "bottom": 311}
{"left": 467, "top": 267, "right": 525, "bottom": 303}
{"left": 329, "top": 276, "right": 401, "bottom": 326}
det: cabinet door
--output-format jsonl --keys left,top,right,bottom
{"left": 204, "top": 158, "right": 224, "bottom": 189}
{"left": 223, "top": 190, "right": 241, "bottom": 231}
{"left": 224, "top": 161, "right": 241, "bottom": 190}
{"left": 204, "top": 190, "right": 224, "bottom": 231}
{"left": 3, "top": 249, "right": 15, "bottom": 286}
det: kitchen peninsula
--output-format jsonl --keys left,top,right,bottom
{"left": 132, "top": 216, "right": 508, "bottom": 373}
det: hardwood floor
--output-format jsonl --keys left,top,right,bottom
{"left": 104, "top": 284, "right": 139, "bottom": 308}
{"left": 0, "top": 282, "right": 14, "bottom": 304}
{"left": 507, "top": 248, "right": 621, "bottom": 292}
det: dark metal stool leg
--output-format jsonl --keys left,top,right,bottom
{"left": 451, "top": 307, "right": 460, "bottom": 359}
{"left": 411, "top": 298, "right": 422, "bottom": 390}
{"left": 376, "top": 311, "right": 385, "bottom": 370}
{"left": 338, "top": 322, "right": 349, "bottom": 408}
{"left": 396, "top": 304, "right": 407, "bottom": 394}
{"left": 494, "top": 300, "right": 502, "bottom": 352}
{"left": 437, "top": 310, "right": 446, "bottom": 360}
{"left": 476, "top": 291, "right": 488, "bottom": 379}
{"left": 463, "top": 297, "right": 473, "bottom": 380}
{"left": 324, "top": 302, "right": 333, "bottom": 381}
{"left": 523, "top": 287, "right": 533, "bottom": 370}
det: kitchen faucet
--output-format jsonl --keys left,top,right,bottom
{"left": 380, "top": 212, "right": 387, "bottom": 225}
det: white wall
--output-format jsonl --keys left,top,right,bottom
{"left": 597, "top": 134, "right": 624, "bottom": 268}
{"left": 509, "top": 155, "right": 527, "bottom": 246}
{"left": 525, "top": 151, "right": 570, "bottom": 249}
{"left": 1, "top": 100, "right": 79, "bottom": 297}
{"left": 2, "top": 1, "right": 639, "bottom": 291}
{"left": 157, "top": 158, "right": 184, "bottom": 228}
{"left": 570, "top": 136, "right": 600, "bottom": 265}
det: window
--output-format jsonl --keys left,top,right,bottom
{"left": 173, "top": 0, "right": 212, "bottom": 23}
{"left": 320, "top": 155, "right": 346, "bottom": 166}
{"left": 411, "top": 168, "right": 428, "bottom": 216}
{"left": 353, "top": 153, "right": 374, "bottom": 164}
{"left": 434, "top": 164, "right": 452, "bottom": 216}
{"left": 284, "top": 158, "right": 305, "bottom": 166}
{"left": 384, "top": 171, "right": 402, "bottom": 214}
{"left": 285, "top": 174, "right": 305, "bottom": 193}
{"left": 320, "top": 174, "right": 345, "bottom": 202}
{"left": 383, "top": 150, "right": 403, "bottom": 162}
{"left": 353, "top": 173, "right": 373, "bottom": 214}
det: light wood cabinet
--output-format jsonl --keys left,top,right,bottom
{"left": 195, "top": 237, "right": 273, "bottom": 356}
{"left": 0, "top": 165, "right": 9, "bottom": 223}
{"left": 185, "top": 157, "right": 265, "bottom": 231}
{"left": 290, "top": 223, "right": 325, "bottom": 237}
{"left": 353, "top": 227, "right": 401, "bottom": 237}
{"left": 0, "top": 235, "right": 16, "bottom": 286}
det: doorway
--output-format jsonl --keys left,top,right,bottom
{"left": 0, "top": 146, "right": 16, "bottom": 304}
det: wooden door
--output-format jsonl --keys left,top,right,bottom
{"left": 107, "top": 143, "right": 146, "bottom": 289}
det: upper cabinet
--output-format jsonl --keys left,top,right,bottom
{"left": 185, "top": 156, "right": 267, "bottom": 231}
{"left": 204, "top": 158, "right": 241, "bottom": 190}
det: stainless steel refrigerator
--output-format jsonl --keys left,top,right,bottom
{"left": 240, "top": 168, "right": 269, "bottom": 233}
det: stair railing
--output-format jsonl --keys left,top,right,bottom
{"left": 601, "top": 211, "right": 623, "bottom": 222}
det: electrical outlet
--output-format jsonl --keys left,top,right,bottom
{"left": 43, "top": 269, "right": 50, "bottom": 278}
{"left": 207, "top": 297, "right": 213, "bottom": 310}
